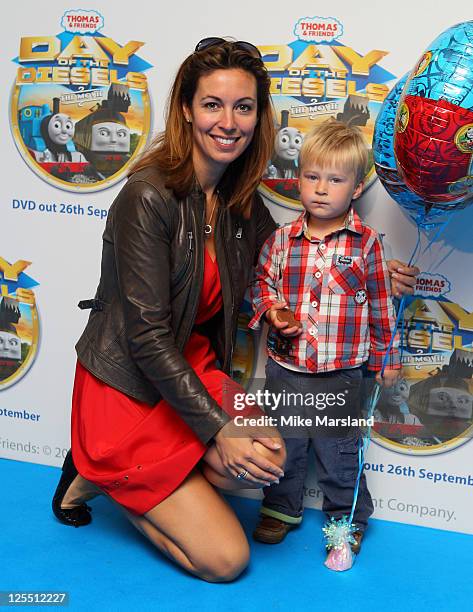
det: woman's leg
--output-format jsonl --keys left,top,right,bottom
{"left": 123, "top": 469, "right": 249, "bottom": 582}
{"left": 60, "top": 474, "right": 102, "bottom": 509}
{"left": 58, "top": 435, "right": 286, "bottom": 506}
{"left": 202, "top": 441, "right": 286, "bottom": 490}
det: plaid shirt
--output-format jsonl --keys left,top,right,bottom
{"left": 249, "top": 208, "right": 400, "bottom": 372}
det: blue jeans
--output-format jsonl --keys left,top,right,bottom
{"left": 261, "top": 359, "right": 374, "bottom": 531}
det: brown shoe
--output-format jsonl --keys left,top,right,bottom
{"left": 252, "top": 516, "right": 296, "bottom": 544}
{"left": 351, "top": 530, "right": 364, "bottom": 554}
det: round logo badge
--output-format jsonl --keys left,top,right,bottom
{"left": 0, "top": 259, "right": 40, "bottom": 390}
{"left": 396, "top": 103, "right": 409, "bottom": 133}
{"left": 448, "top": 175, "right": 473, "bottom": 195}
{"left": 454, "top": 124, "right": 473, "bottom": 154}
{"left": 10, "top": 14, "right": 152, "bottom": 192}
{"left": 371, "top": 297, "right": 473, "bottom": 456}
{"left": 257, "top": 25, "right": 397, "bottom": 210}
{"left": 355, "top": 289, "right": 367, "bottom": 304}
{"left": 413, "top": 51, "right": 432, "bottom": 77}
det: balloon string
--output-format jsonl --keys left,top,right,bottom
{"left": 349, "top": 383, "right": 381, "bottom": 525}
{"left": 388, "top": 224, "right": 421, "bottom": 369}
{"left": 381, "top": 294, "right": 408, "bottom": 376}
{"left": 348, "top": 212, "right": 451, "bottom": 527}
{"left": 418, "top": 210, "right": 456, "bottom": 260}
{"left": 408, "top": 224, "right": 422, "bottom": 267}
{"left": 383, "top": 210, "right": 454, "bottom": 375}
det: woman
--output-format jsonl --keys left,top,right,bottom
{"left": 52, "top": 38, "right": 418, "bottom": 582}
{"left": 53, "top": 39, "right": 286, "bottom": 583}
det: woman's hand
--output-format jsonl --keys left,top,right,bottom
{"left": 387, "top": 260, "right": 420, "bottom": 299}
{"left": 375, "top": 368, "right": 401, "bottom": 388}
{"left": 214, "top": 420, "right": 285, "bottom": 486}
{"left": 265, "top": 301, "right": 303, "bottom": 337}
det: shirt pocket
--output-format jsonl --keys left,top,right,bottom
{"left": 327, "top": 255, "right": 366, "bottom": 296}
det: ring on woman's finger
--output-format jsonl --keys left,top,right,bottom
{"left": 237, "top": 469, "right": 249, "bottom": 480}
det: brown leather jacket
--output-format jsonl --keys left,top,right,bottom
{"left": 76, "top": 166, "right": 277, "bottom": 443}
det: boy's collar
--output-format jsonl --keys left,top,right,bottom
{"left": 346, "top": 207, "right": 364, "bottom": 234}
{"left": 289, "top": 206, "right": 364, "bottom": 239}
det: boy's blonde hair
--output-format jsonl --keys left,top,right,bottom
{"left": 299, "top": 120, "right": 368, "bottom": 185}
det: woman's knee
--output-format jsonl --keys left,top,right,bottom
{"left": 201, "top": 463, "right": 238, "bottom": 490}
{"left": 195, "top": 538, "right": 250, "bottom": 583}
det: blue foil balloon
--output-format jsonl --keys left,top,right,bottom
{"left": 373, "top": 73, "right": 409, "bottom": 183}
{"left": 394, "top": 21, "right": 473, "bottom": 220}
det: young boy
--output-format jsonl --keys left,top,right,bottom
{"left": 249, "top": 120, "right": 401, "bottom": 556}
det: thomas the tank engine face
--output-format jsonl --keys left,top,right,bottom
{"left": 427, "top": 387, "right": 473, "bottom": 420}
{"left": 0, "top": 331, "right": 21, "bottom": 361}
{"left": 90, "top": 122, "right": 130, "bottom": 153}
{"left": 275, "top": 127, "right": 303, "bottom": 161}
{"left": 47, "top": 113, "right": 75, "bottom": 146}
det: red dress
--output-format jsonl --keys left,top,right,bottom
{"left": 71, "top": 248, "right": 251, "bottom": 515}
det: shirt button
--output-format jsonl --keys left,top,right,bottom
{"left": 320, "top": 244, "right": 326, "bottom": 250}
{"left": 311, "top": 300, "right": 318, "bottom": 308}
{"left": 314, "top": 271, "right": 321, "bottom": 279}
{"left": 309, "top": 327, "right": 317, "bottom": 336}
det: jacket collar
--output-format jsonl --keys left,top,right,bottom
{"left": 190, "top": 175, "right": 228, "bottom": 205}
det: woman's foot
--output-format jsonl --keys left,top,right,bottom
{"left": 52, "top": 450, "right": 98, "bottom": 527}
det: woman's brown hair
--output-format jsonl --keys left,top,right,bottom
{"left": 130, "top": 41, "right": 274, "bottom": 217}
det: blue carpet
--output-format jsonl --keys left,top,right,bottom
{"left": 1, "top": 458, "right": 471, "bottom": 611}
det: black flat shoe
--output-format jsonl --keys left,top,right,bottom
{"left": 52, "top": 450, "right": 92, "bottom": 528}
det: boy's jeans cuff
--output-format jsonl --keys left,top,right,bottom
{"left": 260, "top": 506, "right": 303, "bottom": 525}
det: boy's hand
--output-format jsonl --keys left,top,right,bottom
{"left": 387, "top": 259, "right": 420, "bottom": 299}
{"left": 375, "top": 368, "right": 401, "bottom": 388}
{"left": 265, "top": 302, "right": 303, "bottom": 337}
